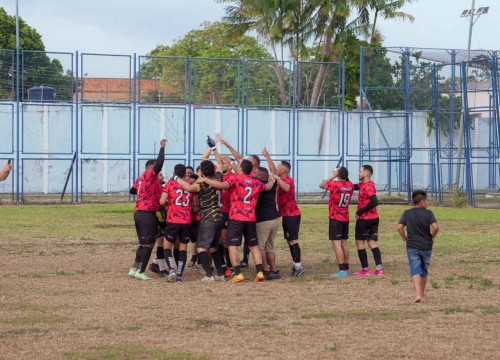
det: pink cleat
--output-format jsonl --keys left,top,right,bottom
{"left": 354, "top": 268, "right": 372, "bottom": 276}
{"left": 374, "top": 269, "right": 385, "bottom": 276}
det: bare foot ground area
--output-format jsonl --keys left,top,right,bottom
{"left": 1, "top": 204, "right": 499, "bottom": 359}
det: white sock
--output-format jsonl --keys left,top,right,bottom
{"left": 294, "top": 262, "right": 302, "bottom": 269}
{"left": 152, "top": 257, "right": 158, "bottom": 265}
{"left": 158, "top": 259, "right": 167, "bottom": 271}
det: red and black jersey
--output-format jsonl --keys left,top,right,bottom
{"left": 277, "top": 176, "right": 301, "bottom": 217}
{"left": 163, "top": 179, "right": 192, "bottom": 224}
{"left": 357, "top": 181, "right": 379, "bottom": 220}
{"left": 326, "top": 180, "right": 354, "bottom": 221}
{"left": 221, "top": 172, "right": 236, "bottom": 213}
{"left": 227, "top": 174, "right": 266, "bottom": 222}
{"left": 134, "top": 168, "right": 162, "bottom": 212}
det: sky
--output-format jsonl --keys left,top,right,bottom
{"left": 1, "top": 0, "right": 498, "bottom": 56}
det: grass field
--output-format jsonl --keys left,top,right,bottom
{"left": 0, "top": 203, "right": 499, "bottom": 359}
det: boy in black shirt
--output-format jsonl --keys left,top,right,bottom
{"left": 397, "top": 190, "right": 439, "bottom": 303}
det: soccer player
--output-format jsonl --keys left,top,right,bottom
{"left": 353, "top": 165, "right": 384, "bottom": 276}
{"left": 198, "top": 159, "right": 275, "bottom": 283}
{"left": 217, "top": 134, "right": 260, "bottom": 267}
{"left": 128, "top": 139, "right": 166, "bottom": 280}
{"left": 262, "top": 148, "right": 305, "bottom": 277}
{"left": 254, "top": 166, "right": 281, "bottom": 280}
{"left": 160, "top": 164, "right": 193, "bottom": 283}
{"left": 0, "top": 161, "right": 13, "bottom": 181}
{"left": 220, "top": 155, "right": 237, "bottom": 277}
{"left": 319, "top": 167, "right": 354, "bottom": 277}
{"left": 397, "top": 190, "right": 439, "bottom": 303}
{"left": 176, "top": 140, "right": 226, "bottom": 282}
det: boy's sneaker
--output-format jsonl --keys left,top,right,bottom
{"left": 229, "top": 273, "right": 244, "bottom": 283}
{"left": 149, "top": 263, "right": 160, "bottom": 273}
{"left": 166, "top": 270, "right": 176, "bottom": 283}
{"left": 374, "top": 269, "right": 385, "bottom": 276}
{"left": 187, "top": 260, "right": 196, "bottom": 268}
{"left": 134, "top": 272, "right": 152, "bottom": 281}
{"left": 128, "top": 268, "right": 138, "bottom": 277}
{"left": 354, "top": 268, "right": 372, "bottom": 276}
{"left": 332, "top": 270, "right": 349, "bottom": 278}
{"left": 270, "top": 270, "right": 281, "bottom": 280}
{"left": 175, "top": 275, "right": 183, "bottom": 283}
{"left": 240, "top": 260, "right": 249, "bottom": 268}
{"left": 198, "top": 266, "right": 207, "bottom": 275}
{"left": 224, "top": 268, "right": 233, "bottom": 278}
{"left": 214, "top": 275, "right": 225, "bottom": 281}
{"left": 255, "top": 271, "right": 265, "bottom": 282}
{"left": 200, "top": 276, "right": 214, "bottom": 283}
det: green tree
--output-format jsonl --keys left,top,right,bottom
{"left": 0, "top": 7, "right": 72, "bottom": 101}
{"left": 140, "top": 21, "right": 276, "bottom": 105}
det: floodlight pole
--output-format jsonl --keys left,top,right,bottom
{"left": 455, "top": 0, "right": 476, "bottom": 188}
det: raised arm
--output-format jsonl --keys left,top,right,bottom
{"left": 319, "top": 169, "right": 338, "bottom": 189}
{"left": 262, "top": 147, "right": 277, "bottom": 175}
{"left": 153, "top": 139, "right": 167, "bottom": 174}
{"left": 201, "top": 146, "right": 212, "bottom": 161}
{"left": 218, "top": 135, "right": 243, "bottom": 164}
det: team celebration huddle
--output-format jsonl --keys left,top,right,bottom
{"left": 128, "top": 134, "right": 439, "bottom": 301}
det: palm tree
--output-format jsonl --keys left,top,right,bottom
{"left": 366, "top": 0, "right": 416, "bottom": 44}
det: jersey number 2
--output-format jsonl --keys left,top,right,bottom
{"left": 243, "top": 187, "right": 252, "bottom": 204}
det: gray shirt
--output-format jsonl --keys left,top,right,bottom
{"left": 399, "top": 208, "right": 437, "bottom": 251}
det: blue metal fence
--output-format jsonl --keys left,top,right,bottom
{"left": 0, "top": 48, "right": 498, "bottom": 206}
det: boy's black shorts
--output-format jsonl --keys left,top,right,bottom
{"left": 226, "top": 220, "right": 258, "bottom": 247}
{"left": 282, "top": 215, "right": 301, "bottom": 241}
{"left": 190, "top": 219, "right": 200, "bottom": 243}
{"left": 329, "top": 219, "right": 349, "bottom": 240}
{"left": 134, "top": 211, "right": 158, "bottom": 245}
{"left": 164, "top": 222, "right": 191, "bottom": 244}
{"left": 355, "top": 218, "right": 379, "bottom": 241}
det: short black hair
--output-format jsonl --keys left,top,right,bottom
{"left": 257, "top": 166, "right": 268, "bottom": 175}
{"left": 338, "top": 166, "right": 349, "bottom": 180}
{"left": 174, "top": 164, "right": 186, "bottom": 178}
{"left": 196, "top": 165, "right": 201, "bottom": 173}
{"left": 249, "top": 155, "right": 261, "bottom": 166}
{"left": 362, "top": 165, "right": 373, "bottom": 175}
{"left": 145, "top": 160, "right": 156, "bottom": 169}
{"left": 240, "top": 159, "right": 253, "bottom": 175}
{"left": 189, "top": 173, "right": 199, "bottom": 181}
{"left": 412, "top": 190, "right": 427, "bottom": 205}
{"left": 200, "top": 160, "right": 215, "bottom": 177}
{"left": 280, "top": 160, "right": 291, "bottom": 173}
{"left": 186, "top": 166, "right": 194, "bottom": 172}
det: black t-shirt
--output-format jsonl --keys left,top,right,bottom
{"left": 256, "top": 181, "right": 279, "bottom": 223}
{"left": 399, "top": 208, "right": 437, "bottom": 251}
{"left": 198, "top": 171, "right": 223, "bottom": 222}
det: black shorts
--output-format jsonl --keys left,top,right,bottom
{"left": 221, "top": 212, "right": 229, "bottom": 229}
{"left": 190, "top": 219, "right": 200, "bottom": 243}
{"left": 282, "top": 215, "right": 301, "bottom": 241}
{"left": 197, "top": 220, "right": 222, "bottom": 249}
{"left": 156, "top": 221, "right": 166, "bottom": 239}
{"left": 134, "top": 211, "right": 158, "bottom": 245}
{"left": 329, "top": 219, "right": 349, "bottom": 240}
{"left": 226, "top": 220, "right": 258, "bottom": 247}
{"left": 164, "top": 222, "right": 191, "bottom": 244}
{"left": 355, "top": 218, "right": 379, "bottom": 241}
